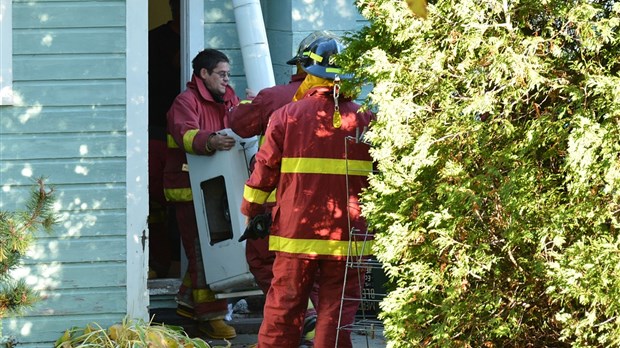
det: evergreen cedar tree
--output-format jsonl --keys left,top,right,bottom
{"left": 339, "top": 0, "right": 620, "bottom": 346}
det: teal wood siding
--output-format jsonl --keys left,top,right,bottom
{"left": 1, "top": 0, "right": 129, "bottom": 346}
{"left": 262, "top": 0, "right": 367, "bottom": 85}
{"left": 204, "top": 0, "right": 247, "bottom": 97}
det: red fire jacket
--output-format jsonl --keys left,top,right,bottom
{"left": 163, "top": 74, "right": 240, "bottom": 202}
{"left": 241, "top": 86, "right": 374, "bottom": 260}
{"left": 229, "top": 72, "right": 306, "bottom": 138}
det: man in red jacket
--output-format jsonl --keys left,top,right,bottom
{"left": 164, "top": 48, "right": 239, "bottom": 339}
{"left": 241, "top": 35, "right": 374, "bottom": 348}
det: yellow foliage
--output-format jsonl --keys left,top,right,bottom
{"left": 54, "top": 329, "right": 71, "bottom": 347}
{"left": 405, "top": 0, "right": 428, "bottom": 18}
{"left": 107, "top": 323, "right": 124, "bottom": 341}
{"left": 55, "top": 317, "right": 211, "bottom": 348}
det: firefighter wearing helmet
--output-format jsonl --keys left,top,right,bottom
{"left": 241, "top": 34, "right": 375, "bottom": 348}
{"left": 298, "top": 34, "right": 353, "bottom": 80}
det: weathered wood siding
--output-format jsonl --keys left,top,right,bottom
{"left": 1, "top": 0, "right": 129, "bottom": 346}
{"left": 0, "top": 0, "right": 368, "bottom": 346}
{"left": 263, "top": 0, "right": 368, "bottom": 85}
{"left": 203, "top": 0, "right": 247, "bottom": 98}
{"left": 200, "top": 0, "right": 366, "bottom": 97}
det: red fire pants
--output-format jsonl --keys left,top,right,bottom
{"left": 257, "top": 254, "right": 362, "bottom": 348}
{"left": 174, "top": 201, "right": 228, "bottom": 319}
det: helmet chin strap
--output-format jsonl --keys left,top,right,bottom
{"left": 333, "top": 75, "right": 342, "bottom": 128}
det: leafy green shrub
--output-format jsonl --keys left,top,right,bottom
{"left": 340, "top": 0, "right": 620, "bottom": 346}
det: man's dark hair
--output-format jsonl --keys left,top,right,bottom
{"left": 192, "top": 49, "right": 230, "bottom": 77}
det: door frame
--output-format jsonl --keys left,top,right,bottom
{"left": 142, "top": 0, "right": 205, "bottom": 308}
{"left": 181, "top": 0, "right": 204, "bottom": 87}
{"left": 126, "top": 0, "right": 150, "bottom": 320}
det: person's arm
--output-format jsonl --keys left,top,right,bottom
{"left": 167, "top": 94, "right": 219, "bottom": 155}
{"left": 241, "top": 106, "right": 285, "bottom": 217}
{"left": 229, "top": 91, "right": 268, "bottom": 138}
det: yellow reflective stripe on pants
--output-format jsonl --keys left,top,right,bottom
{"left": 193, "top": 288, "right": 217, "bottom": 303}
{"left": 269, "top": 235, "right": 373, "bottom": 257}
{"left": 281, "top": 157, "right": 372, "bottom": 176}
{"left": 164, "top": 187, "right": 193, "bottom": 202}
{"left": 167, "top": 134, "right": 179, "bottom": 148}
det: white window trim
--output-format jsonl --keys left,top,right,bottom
{"left": 0, "top": 0, "right": 13, "bottom": 105}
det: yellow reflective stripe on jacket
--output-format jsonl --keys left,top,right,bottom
{"left": 183, "top": 129, "right": 199, "bottom": 154}
{"left": 167, "top": 134, "right": 179, "bottom": 148}
{"left": 243, "top": 185, "right": 272, "bottom": 204}
{"left": 266, "top": 190, "right": 276, "bottom": 203}
{"left": 269, "top": 235, "right": 373, "bottom": 257}
{"left": 164, "top": 187, "right": 193, "bottom": 202}
{"left": 281, "top": 157, "right": 372, "bottom": 176}
{"left": 248, "top": 132, "right": 275, "bottom": 203}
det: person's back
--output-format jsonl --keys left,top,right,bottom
{"left": 241, "top": 35, "right": 375, "bottom": 348}
{"left": 229, "top": 33, "right": 329, "bottom": 346}
{"left": 258, "top": 86, "right": 372, "bottom": 242}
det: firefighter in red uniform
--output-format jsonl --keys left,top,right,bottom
{"left": 241, "top": 36, "right": 374, "bottom": 348}
{"left": 230, "top": 33, "right": 338, "bottom": 345}
{"left": 164, "top": 48, "right": 238, "bottom": 339}
{"left": 229, "top": 33, "right": 311, "bottom": 294}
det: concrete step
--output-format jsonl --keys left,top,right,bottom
{"left": 149, "top": 303, "right": 387, "bottom": 348}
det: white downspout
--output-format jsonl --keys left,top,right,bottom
{"left": 232, "top": 0, "right": 275, "bottom": 93}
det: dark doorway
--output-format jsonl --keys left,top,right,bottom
{"left": 147, "top": 0, "right": 182, "bottom": 281}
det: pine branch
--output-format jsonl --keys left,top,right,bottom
{"left": 0, "top": 178, "right": 57, "bottom": 322}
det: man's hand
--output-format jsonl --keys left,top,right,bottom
{"left": 208, "top": 131, "right": 236, "bottom": 151}
{"left": 238, "top": 213, "right": 271, "bottom": 242}
{"left": 245, "top": 88, "right": 256, "bottom": 100}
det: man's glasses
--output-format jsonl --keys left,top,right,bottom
{"left": 213, "top": 71, "right": 231, "bottom": 79}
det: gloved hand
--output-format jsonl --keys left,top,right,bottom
{"left": 238, "top": 213, "right": 271, "bottom": 242}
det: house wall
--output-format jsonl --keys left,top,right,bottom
{"left": 201, "top": 0, "right": 366, "bottom": 96}
{"left": 202, "top": 0, "right": 248, "bottom": 98}
{"left": 0, "top": 0, "right": 367, "bottom": 346}
{"left": 263, "top": 0, "right": 368, "bottom": 86}
{"left": 1, "top": 0, "right": 136, "bottom": 346}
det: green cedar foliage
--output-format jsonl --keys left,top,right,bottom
{"left": 0, "top": 179, "right": 56, "bottom": 321}
{"left": 339, "top": 0, "right": 620, "bottom": 346}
